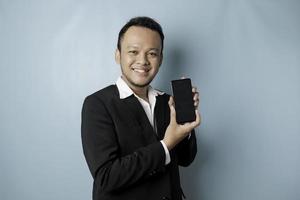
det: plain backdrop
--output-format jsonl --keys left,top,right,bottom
{"left": 1, "top": 0, "right": 299, "bottom": 200}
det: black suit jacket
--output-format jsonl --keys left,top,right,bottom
{"left": 81, "top": 85, "right": 197, "bottom": 200}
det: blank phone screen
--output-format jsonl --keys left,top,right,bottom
{"left": 171, "top": 78, "right": 196, "bottom": 124}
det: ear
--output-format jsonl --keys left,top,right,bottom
{"left": 115, "top": 49, "right": 121, "bottom": 64}
{"left": 159, "top": 53, "right": 163, "bottom": 67}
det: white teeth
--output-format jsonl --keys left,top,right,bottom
{"left": 133, "top": 68, "right": 149, "bottom": 73}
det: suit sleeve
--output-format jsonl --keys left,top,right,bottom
{"left": 175, "top": 130, "right": 197, "bottom": 167}
{"left": 81, "top": 95, "right": 166, "bottom": 193}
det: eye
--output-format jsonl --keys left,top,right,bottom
{"left": 128, "top": 50, "right": 138, "bottom": 55}
{"left": 148, "top": 52, "right": 158, "bottom": 57}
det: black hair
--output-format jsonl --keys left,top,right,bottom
{"left": 117, "top": 16, "right": 164, "bottom": 54}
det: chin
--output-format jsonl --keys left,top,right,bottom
{"left": 132, "top": 79, "right": 153, "bottom": 88}
{"left": 133, "top": 82, "right": 151, "bottom": 88}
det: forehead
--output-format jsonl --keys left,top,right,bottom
{"left": 121, "top": 26, "right": 162, "bottom": 49}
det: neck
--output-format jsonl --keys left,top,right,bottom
{"left": 121, "top": 76, "right": 149, "bottom": 102}
{"left": 131, "top": 85, "right": 149, "bottom": 102}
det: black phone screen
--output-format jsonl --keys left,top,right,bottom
{"left": 171, "top": 78, "right": 196, "bottom": 124}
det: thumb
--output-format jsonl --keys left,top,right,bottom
{"left": 168, "top": 96, "right": 177, "bottom": 124}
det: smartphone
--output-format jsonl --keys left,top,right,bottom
{"left": 171, "top": 78, "right": 196, "bottom": 124}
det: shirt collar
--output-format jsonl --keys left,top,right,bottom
{"left": 116, "top": 76, "right": 164, "bottom": 99}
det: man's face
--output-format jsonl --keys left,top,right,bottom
{"left": 115, "top": 26, "right": 163, "bottom": 89}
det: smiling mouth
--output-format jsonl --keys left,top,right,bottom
{"left": 132, "top": 67, "right": 150, "bottom": 74}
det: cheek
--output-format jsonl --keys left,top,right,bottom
{"left": 152, "top": 60, "right": 161, "bottom": 69}
{"left": 122, "top": 56, "right": 135, "bottom": 66}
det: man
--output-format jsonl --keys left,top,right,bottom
{"left": 81, "top": 16, "right": 201, "bottom": 200}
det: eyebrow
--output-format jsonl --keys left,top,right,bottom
{"left": 126, "top": 45, "right": 159, "bottom": 51}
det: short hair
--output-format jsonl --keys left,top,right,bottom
{"left": 117, "top": 16, "right": 164, "bottom": 54}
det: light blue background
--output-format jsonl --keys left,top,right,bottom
{"left": 1, "top": 0, "right": 299, "bottom": 200}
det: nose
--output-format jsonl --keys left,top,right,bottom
{"left": 137, "top": 53, "right": 150, "bottom": 66}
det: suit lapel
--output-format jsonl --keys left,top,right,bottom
{"left": 154, "top": 95, "right": 168, "bottom": 140}
{"left": 121, "top": 95, "right": 158, "bottom": 142}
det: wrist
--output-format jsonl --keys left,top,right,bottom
{"left": 162, "top": 137, "right": 177, "bottom": 151}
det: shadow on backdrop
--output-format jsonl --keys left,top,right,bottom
{"left": 154, "top": 35, "right": 211, "bottom": 199}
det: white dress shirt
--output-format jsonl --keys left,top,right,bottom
{"left": 116, "top": 77, "right": 171, "bottom": 165}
